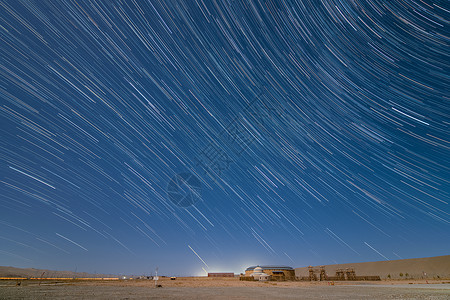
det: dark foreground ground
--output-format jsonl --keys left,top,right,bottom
{"left": 0, "top": 282, "right": 449, "bottom": 300}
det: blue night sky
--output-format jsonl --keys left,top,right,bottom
{"left": 0, "top": 1, "right": 449, "bottom": 276}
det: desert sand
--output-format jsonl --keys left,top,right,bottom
{"left": 2, "top": 256, "right": 449, "bottom": 299}
{"left": 0, "top": 277, "right": 449, "bottom": 299}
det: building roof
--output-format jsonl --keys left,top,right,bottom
{"left": 245, "top": 265, "right": 294, "bottom": 271}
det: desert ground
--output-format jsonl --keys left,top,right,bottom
{"left": 1, "top": 277, "right": 449, "bottom": 299}
{"left": 1, "top": 256, "right": 449, "bottom": 299}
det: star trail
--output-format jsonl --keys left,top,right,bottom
{"left": 0, "top": 0, "right": 449, "bottom": 276}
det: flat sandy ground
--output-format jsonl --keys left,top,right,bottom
{"left": 1, "top": 277, "right": 449, "bottom": 299}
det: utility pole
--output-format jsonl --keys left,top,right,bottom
{"left": 154, "top": 267, "right": 159, "bottom": 287}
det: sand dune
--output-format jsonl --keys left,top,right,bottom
{"left": 295, "top": 255, "right": 450, "bottom": 279}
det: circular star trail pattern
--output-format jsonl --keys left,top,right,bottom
{"left": 0, "top": 1, "right": 449, "bottom": 275}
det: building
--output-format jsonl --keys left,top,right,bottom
{"left": 245, "top": 265, "right": 296, "bottom": 281}
{"left": 250, "top": 266, "right": 271, "bottom": 281}
{"left": 207, "top": 273, "right": 234, "bottom": 277}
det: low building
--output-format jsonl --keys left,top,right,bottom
{"left": 245, "top": 265, "right": 295, "bottom": 281}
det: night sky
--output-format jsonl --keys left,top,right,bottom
{"left": 1, "top": 0, "right": 449, "bottom": 276}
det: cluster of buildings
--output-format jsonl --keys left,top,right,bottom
{"left": 236, "top": 265, "right": 380, "bottom": 281}
{"left": 240, "top": 265, "right": 296, "bottom": 281}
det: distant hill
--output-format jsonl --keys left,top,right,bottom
{"left": 0, "top": 266, "right": 117, "bottom": 278}
{"left": 295, "top": 255, "right": 450, "bottom": 279}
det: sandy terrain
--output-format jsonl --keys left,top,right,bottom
{"left": 1, "top": 278, "right": 449, "bottom": 299}
{"left": 2, "top": 256, "right": 449, "bottom": 298}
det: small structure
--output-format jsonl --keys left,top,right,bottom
{"left": 308, "top": 266, "right": 317, "bottom": 281}
{"left": 251, "top": 266, "right": 271, "bottom": 281}
{"left": 319, "top": 266, "right": 328, "bottom": 281}
{"left": 346, "top": 268, "right": 356, "bottom": 281}
{"left": 335, "top": 269, "right": 345, "bottom": 281}
{"left": 307, "top": 266, "right": 327, "bottom": 281}
{"left": 207, "top": 273, "right": 234, "bottom": 277}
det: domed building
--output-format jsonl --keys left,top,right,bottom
{"left": 250, "top": 266, "right": 271, "bottom": 281}
{"left": 245, "top": 265, "right": 296, "bottom": 281}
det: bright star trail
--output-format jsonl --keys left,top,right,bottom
{"left": 0, "top": 1, "right": 448, "bottom": 276}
